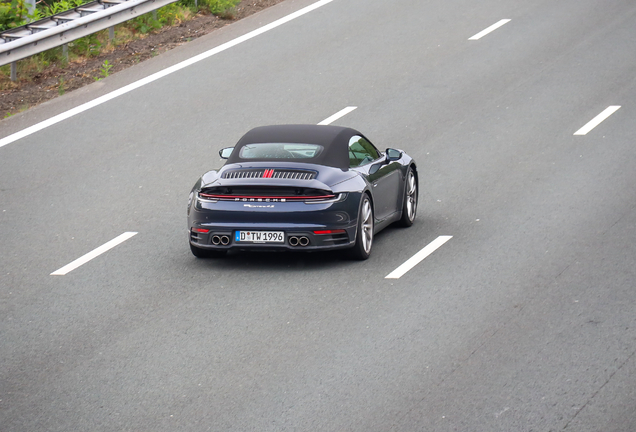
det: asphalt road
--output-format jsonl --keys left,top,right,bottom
{"left": 1, "top": 0, "right": 635, "bottom": 430}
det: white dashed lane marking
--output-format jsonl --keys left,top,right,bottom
{"left": 468, "top": 19, "right": 511, "bottom": 40}
{"left": 385, "top": 236, "right": 453, "bottom": 279}
{"left": 318, "top": 106, "right": 357, "bottom": 125}
{"left": 574, "top": 106, "right": 621, "bottom": 135}
{"left": 51, "top": 232, "right": 138, "bottom": 275}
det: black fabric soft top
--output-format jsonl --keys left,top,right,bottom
{"left": 227, "top": 124, "right": 361, "bottom": 170}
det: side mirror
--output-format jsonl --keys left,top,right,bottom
{"left": 219, "top": 147, "right": 234, "bottom": 159}
{"left": 386, "top": 148, "right": 402, "bottom": 161}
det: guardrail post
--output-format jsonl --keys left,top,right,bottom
{"left": 11, "top": 62, "right": 17, "bottom": 82}
{"left": 153, "top": 10, "right": 157, "bottom": 20}
{"left": 109, "top": 26, "right": 114, "bottom": 41}
{"left": 26, "top": 0, "right": 36, "bottom": 22}
{"left": 63, "top": 43, "right": 69, "bottom": 61}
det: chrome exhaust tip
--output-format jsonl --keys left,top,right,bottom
{"left": 212, "top": 235, "right": 221, "bottom": 245}
{"left": 220, "top": 235, "right": 230, "bottom": 245}
{"left": 289, "top": 236, "right": 299, "bottom": 246}
{"left": 299, "top": 236, "right": 310, "bottom": 246}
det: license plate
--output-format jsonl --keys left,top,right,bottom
{"left": 235, "top": 231, "right": 285, "bottom": 243}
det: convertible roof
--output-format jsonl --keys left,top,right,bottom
{"left": 227, "top": 124, "right": 362, "bottom": 170}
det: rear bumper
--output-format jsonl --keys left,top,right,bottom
{"left": 189, "top": 224, "right": 356, "bottom": 252}
{"left": 187, "top": 192, "right": 361, "bottom": 252}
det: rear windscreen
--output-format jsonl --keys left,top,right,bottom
{"left": 238, "top": 143, "right": 324, "bottom": 159}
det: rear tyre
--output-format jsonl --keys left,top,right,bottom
{"left": 190, "top": 243, "right": 227, "bottom": 258}
{"left": 397, "top": 167, "right": 417, "bottom": 227}
{"left": 349, "top": 194, "right": 374, "bottom": 260}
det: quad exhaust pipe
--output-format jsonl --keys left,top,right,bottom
{"left": 289, "top": 236, "right": 310, "bottom": 247}
{"left": 214, "top": 233, "right": 308, "bottom": 247}
{"left": 212, "top": 235, "right": 231, "bottom": 245}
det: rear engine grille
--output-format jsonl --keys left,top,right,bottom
{"left": 223, "top": 169, "right": 316, "bottom": 180}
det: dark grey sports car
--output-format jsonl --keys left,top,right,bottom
{"left": 187, "top": 124, "right": 417, "bottom": 260}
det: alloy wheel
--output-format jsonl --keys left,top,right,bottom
{"left": 361, "top": 198, "right": 373, "bottom": 253}
{"left": 406, "top": 170, "right": 417, "bottom": 222}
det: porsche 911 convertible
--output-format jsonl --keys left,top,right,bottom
{"left": 187, "top": 124, "right": 417, "bottom": 260}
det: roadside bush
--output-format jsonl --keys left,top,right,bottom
{"left": 1, "top": 0, "right": 239, "bottom": 31}
{"left": 133, "top": 13, "right": 162, "bottom": 34}
{"left": 157, "top": 3, "right": 190, "bottom": 25}
{"left": 178, "top": 0, "right": 238, "bottom": 14}
{"left": 204, "top": 0, "right": 239, "bottom": 14}
{"left": 68, "top": 32, "right": 102, "bottom": 57}
{"left": 0, "top": 0, "right": 30, "bottom": 31}
{"left": 133, "top": 2, "right": 193, "bottom": 34}
{"left": 1, "top": 0, "right": 86, "bottom": 30}
{"left": 32, "top": 0, "right": 86, "bottom": 20}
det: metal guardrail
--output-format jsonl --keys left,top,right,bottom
{"left": 0, "top": 0, "right": 179, "bottom": 67}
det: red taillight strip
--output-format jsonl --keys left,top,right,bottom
{"left": 192, "top": 228, "right": 210, "bottom": 233}
{"left": 313, "top": 229, "right": 346, "bottom": 235}
{"left": 199, "top": 193, "right": 335, "bottom": 201}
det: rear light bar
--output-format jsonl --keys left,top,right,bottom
{"left": 199, "top": 193, "right": 336, "bottom": 202}
{"left": 313, "top": 229, "right": 346, "bottom": 235}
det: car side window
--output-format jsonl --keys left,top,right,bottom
{"left": 348, "top": 136, "right": 380, "bottom": 167}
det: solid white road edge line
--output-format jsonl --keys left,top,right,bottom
{"left": 468, "top": 19, "right": 511, "bottom": 40}
{"left": 574, "top": 105, "right": 621, "bottom": 135}
{"left": 0, "top": 0, "right": 336, "bottom": 150}
{"left": 385, "top": 235, "right": 452, "bottom": 279}
{"left": 50, "top": 232, "right": 138, "bottom": 275}
{"left": 318, "top": 106, "right": 357, "bottom": 125}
